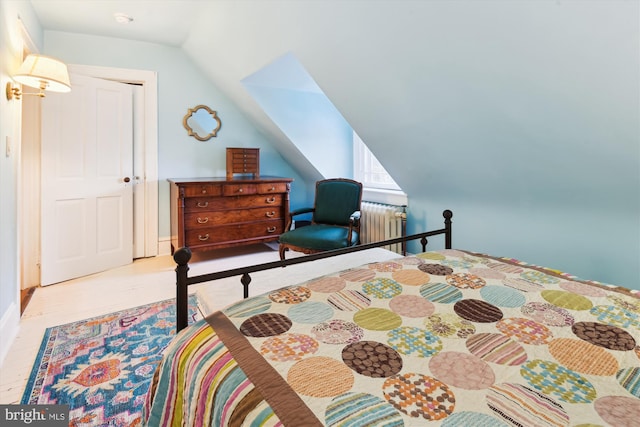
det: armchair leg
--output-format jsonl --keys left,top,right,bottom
{"left": 278, "top": 244, "right": 286, "bottom": 260}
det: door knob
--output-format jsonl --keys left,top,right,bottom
{"left": 123, "top": 177, "right": 131, "bottom": 183}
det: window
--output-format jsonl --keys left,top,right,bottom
{"left": 353, "top": 132, "right": 401, "bottom": 190}
{"left": 353, "top": 131, "right": 407, "bottom": 205}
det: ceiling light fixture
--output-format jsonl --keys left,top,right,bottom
{"left": 6, "top": 54, "right": 71, "bottom": 101}
{"left": 114, "top": 13, "right": 133, "bottom": 24}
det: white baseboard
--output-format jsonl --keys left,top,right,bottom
{"left": 0, "top": 302, "right": 19, "bottom": 368}
{"left": 158, "top": 237, "right": 172, "bottom": 256}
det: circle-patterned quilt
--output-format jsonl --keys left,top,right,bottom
{"left": 212, "top": 250, "right": 640, "bottom": 426}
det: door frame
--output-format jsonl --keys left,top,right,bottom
{"left": 20, "top": 64, "right": 158, "bottom": 288}
{"left": 67, "top": 64, "right": 159, "bottom": 259}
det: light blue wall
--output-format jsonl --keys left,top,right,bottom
{"left": 43, "top": 31, "right": 311, "bottom": 239}
{"left": 404, "top": 197, "right": 639, "bottom": 289}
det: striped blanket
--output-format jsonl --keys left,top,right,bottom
{"left": 144, "top": 250, "right": 640, "bottom": 426}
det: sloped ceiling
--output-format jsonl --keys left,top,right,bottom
{"left": 30, "top": 0, "right": 638, "bottom": 207}
{"left": 182, "top": 0, "right": 638, "bottom": 209}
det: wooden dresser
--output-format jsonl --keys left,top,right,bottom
{"left": 168, "top": 177, "right": 293, "bottom": 253}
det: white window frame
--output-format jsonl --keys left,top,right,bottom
{"left": 353, "top": 131, "right": 408, "bottom": 205}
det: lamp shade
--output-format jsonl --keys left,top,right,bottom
{"left": 13, "top": 54, "right": 71, "bottom": 93}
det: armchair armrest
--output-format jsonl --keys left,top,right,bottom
{"left": 349, "top": 210, "right": 361, "bottom": 226}
{"left": 290, "top": 207, "right": 314, "bottom": 217}
{"left": 347, "top": 210, "right": 362, "bottom": 245}
{"left": 284, "top": 207, "right": 315, "bottom": 232}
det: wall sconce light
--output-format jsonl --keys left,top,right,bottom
{"left": 6, "top": 54, "right": 71, "bottom": 101}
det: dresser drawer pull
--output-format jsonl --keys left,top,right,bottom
{"left": 265, "top": 211, "right": 275, "bottom": 218}
{"left": 267, "top": 227, "right": 277, "bottom": 233}
{"left": 198, "top": 234, "right": 210, "bottom": 241}
{"left": 201, "top": 187, "right": 207, "bottom": 194}
{"left": 266, "top": 197, "right": 276, "bottom": 204}
{"left": 237, "top": 188, "right": 243, "bottom": 193}
{"left": 196, "top": 201, "right": 209, "bottom": 208}
{"left": 197, "top": 217, "right": 209, "bottom": 224}
{"left": 269, "top": 186, "right": 276, "bottom": 191}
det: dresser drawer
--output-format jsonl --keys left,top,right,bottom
{"left": 185, "top": 220, "right": 283, "bottom": 246}
{"left": 229, "top": 157, "right": 259, "bottom": 172}
{"left": 184, "top": 208, "right": 283, "bottom": 229}
{"left": 257, "top": 182, "right": 288, "bottom": 194}
{"left": 223, "top": 184, "right": 257, "bottom": 196}
{"left": 183, "top": 195, "right": 284, "bottom": 212}
{"left": 181, "top": 184, "right": 222, "bottom": 197}
{"left": 229, "top": 148, "right": 259, "bottom": 162}
{"left": 183, "top": 197, "right": 219, "bottom": 212}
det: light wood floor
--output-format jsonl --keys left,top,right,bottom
{"left": 0, "top": 243, "right": 285, "bottom": 404}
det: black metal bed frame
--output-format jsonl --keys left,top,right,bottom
{"left": 173, "top": 209, "right": 453, "bottom": 332}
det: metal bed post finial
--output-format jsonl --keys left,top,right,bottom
{"left": 443, "top": 209, "right": 453, "bottom": 249}
{"left": 174, "top": 247, "right": 192, "bottom": 333}
{"left": 241, "top": 273, "right": 252, "bottom": 299}
{"left": 400, "top": 205, "right": 407, "bottom": 256}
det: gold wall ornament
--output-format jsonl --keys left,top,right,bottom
{"left": 183, "top": 105, "right": 221, "bottom": 141}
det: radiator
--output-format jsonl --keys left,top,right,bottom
{"left": 360, "top": 202, "right": 407, "bottom": 254}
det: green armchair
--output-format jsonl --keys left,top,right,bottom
{"left": 278, "top": 178, "right": 363, "bottom": 260}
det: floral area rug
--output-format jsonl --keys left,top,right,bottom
{"left": 21, "top": 295, "right": 200, "bottom": 426}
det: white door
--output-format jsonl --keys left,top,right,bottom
{"left": 41, "top": 74, "right": 133, "bottom": 285}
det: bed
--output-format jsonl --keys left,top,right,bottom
{"left": 144, "top": 210, "right": 640, "bottom": 426}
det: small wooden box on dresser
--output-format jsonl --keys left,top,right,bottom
{"left": 168, "top": 176, "right": 293, "bottom": 254}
